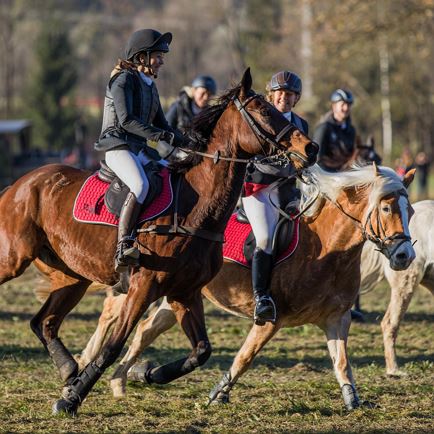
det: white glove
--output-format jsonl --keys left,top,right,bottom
{"left": 156, "top": 140, "right": 188, "bottom": 160}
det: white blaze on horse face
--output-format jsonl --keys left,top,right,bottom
{"left": 389, "top": 195, "right": 416, "bottom": 269}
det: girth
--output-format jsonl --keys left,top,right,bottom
{"left": 137, "top": 174, "right": 224, "bottom": 243}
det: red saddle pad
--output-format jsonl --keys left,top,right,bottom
{"left": 223, "top": 213, "right": 300, "bottom": 268}
{"left": 73, "top": 168, "right": 173, "bottom": 226}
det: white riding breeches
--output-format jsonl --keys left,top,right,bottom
{"left": 105, "top": 149, "right": 154, "bottom": 204}
{"left": 242, "top": 184, "right": 280, "bottom": 254}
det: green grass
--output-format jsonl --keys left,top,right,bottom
{"left": 0, "top": 267, "right": 433, "bottom": 433}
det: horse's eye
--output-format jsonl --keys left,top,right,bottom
{"left": 260, "top": 108, "right": 270, "bottom": 116}
{"left": 382, "top": 205, "right": 391, "bottom": 213}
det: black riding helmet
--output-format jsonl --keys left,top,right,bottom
{"left": 125, "top": 29, "right": 172, "bottom": 61}
{"left": 269, "top": 70, "right": 302, "bottom": 94}
{"left": 191, "top": 75, "right": 217, "bottom": 95}
{"left": 330, "top": 89, "right": 354, "bottom": 104}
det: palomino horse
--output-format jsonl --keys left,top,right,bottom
{"left": 359, "top": 200, "right": 434, "bottom": 376}
{"left": 0, "top": 69, "right": 317, "bottom": 416}
{"left": 72, "top": 164, "right": 416, "bottom": 410}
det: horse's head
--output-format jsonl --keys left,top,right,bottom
{"left": 364, "top": 164, "right": 416, "bottom": 270}
{"left": 232, "top": 68, "right": 318, "bottom": 170}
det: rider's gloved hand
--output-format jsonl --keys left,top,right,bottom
{"left": 156, "top": 139, "right": 189, "bottom": 161}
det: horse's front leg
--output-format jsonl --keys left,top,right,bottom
{"left": 111, "top": 297, "right": 177, "bottom": 397}
{"left": 139, "top": 290, "right": 211, "bottom": 385}
{"left": 322, "top": 310, "right": 360, "bottom": 410}
{"left": 381, "top": 267, "right": 419, "bottom": 376}
{"left": 53, "top": 274, "right": 157, "bottom": 416}
{"left": 208, "top": 321, "right": 279, "bottom": 404}
{"left": 78, "top": 291, "right": 127, "bottom": 369}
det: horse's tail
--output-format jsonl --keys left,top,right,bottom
{"left": 34, "top": 276, "right": 109, "bottom": 303}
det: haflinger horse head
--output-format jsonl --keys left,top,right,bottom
{"left": 231, "top": 68, "right": 318, "bottom": 171}
{"left": 367, "top": 162, "right": 416, "bottom": 270}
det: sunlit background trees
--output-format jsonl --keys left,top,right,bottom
{"left": 0, "top": 0, "right": 432, "bottom": 164}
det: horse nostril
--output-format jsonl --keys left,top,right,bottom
{"left": 306, "top": 142, "right": 319, "bottom": 157}
{"left": 396, "top": 252, "right": 408, "bottom": 261}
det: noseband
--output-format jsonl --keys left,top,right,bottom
{"left": 233, "top": 94, "right": 298, "bottom": 152}
{"left": 362, "top": 190, "right": 412, "bottom": 259}
{"left": 328, "top": 188, "right": 412, "bottom": 258}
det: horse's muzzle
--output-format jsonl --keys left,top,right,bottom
{"left": 389, "top": 242, "right": 416, "bottom": 271}
{"left": 306, "top": 142, "right": 319, "bottom": 166}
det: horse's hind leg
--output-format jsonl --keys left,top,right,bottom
{"left": 322, "top": 310, "right": 360, "bottom": 410}
{"left": 30, "top": 273, "right": 90, "bottom": 383}
{"left": 111, "top": 297, "right": 177, "bottom": 397}
{"left": 208, "top": 321, "right": 279, "bottom": 404}
{"left": 381, "top": 266, "right": 420, "bottom": 376}
{"left": 78, "top": 291, "right": 127, "bottom": 370}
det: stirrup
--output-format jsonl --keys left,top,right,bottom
{"left": 254, "top": 295, "right": 276, "bottom": 326}
{"left": 115, "top": 237, "right": 140, "bottom": 272}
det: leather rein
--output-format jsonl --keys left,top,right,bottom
{"left": 138, "top": 93, "right": 296, "bottom": 243}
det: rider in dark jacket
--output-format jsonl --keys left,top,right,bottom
{"left": 314, "top": 89, "right": 356, "bottom": 172}
{"left": 166, "top": 75, "right": 217, "bottom": 132}
{"left": 95, "top": 29, "right": 186, "bottom": 272}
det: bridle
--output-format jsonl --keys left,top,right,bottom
{"left": 327, "top": 188, "right": 412, "bottom": 259}
{"left": 233, "top": 94, "right": 297, "bottom": 153}
{"left": 179, "top": 92, "right": 303, "bottom": 165}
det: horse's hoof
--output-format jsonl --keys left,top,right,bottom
{"left": 127, "top": 361, "right": 155, "bottom": 384}
{"left": 387, "top": 369, "right": 408, "bottom": 378}
{"left": 111, "top": 378, "right": 127, "bottom": 398}
{"left": 208, "top": 392, "right": 230, "bottom": 405}
{"left": 52, "top": 398, "right": 78, "bottom": 416}
{"left": 350, "top": 309, "right": 365, "bottom": 323}
{"left": 341, "top": 384, "right": 360, "bottom": 410}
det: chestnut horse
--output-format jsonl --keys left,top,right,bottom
{"left": 73, "top": 164, "right": 416, "bottom": 410}
{"left": 0, "top": 69, "right": 317, "bottom": 416}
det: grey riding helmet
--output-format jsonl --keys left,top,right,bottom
{"left": 125, "top": 29, "right": 172, "bottom": 61}
{"left": 330, "top": 89, "right": 354, "bottom": 104}
{"left": 269, "top": 71, "right": 302, "bottom": 94}
{"left": 191, "top": 75, "right": 217, "bottom": 95}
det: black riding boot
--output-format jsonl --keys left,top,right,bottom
{"left": 115, "top": 192, "right": 142, "bottom": 272}
{"left": 252, "top": 247, "right": 276, "bottom": 325}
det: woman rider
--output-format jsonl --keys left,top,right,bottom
{"left": 95, "top": 29, "right": 186, "bottom": 272}
{"left": 242, "top": 70, "right": 308, "bottom": 325}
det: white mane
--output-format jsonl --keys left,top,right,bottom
{"left": 300, "top": 164, "right": 405, "bottom": 217}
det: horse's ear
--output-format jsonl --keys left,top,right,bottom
{"left": 373, "top": 161, "right": 380, "bottom": 176}
{"left": 239, "top": 67, "right": 252, "bottom": 99}
{"left": 403, "top": 168, "right": 416, "bottom": 188}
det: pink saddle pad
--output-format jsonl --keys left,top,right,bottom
{"left": 223, "top": 213, "right": 300, "bottom": 268}
{"left": 73, "top": 168, "right": 173, "bottom": 226}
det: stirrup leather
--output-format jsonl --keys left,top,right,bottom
{"left": 254, "top": 295, "right": 276, "bottom": 325}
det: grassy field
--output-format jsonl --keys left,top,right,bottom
{"left": 0, "top": 267, "right": 433, "bottom": 433}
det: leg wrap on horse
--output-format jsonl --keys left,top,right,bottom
{"left": 47, "top": 338, "right": 78, "bottom": 382}
{"left": 61, "top": 362, "right": 104, "bottom": 405}
{"left": 146, "top": 341, "right": 211, "bottom": 385}
{"left": 341, "top": 384, "right": 360, "bottom": 410}
{"left": 208, "top": 371, "right": 234, "bottom": 404}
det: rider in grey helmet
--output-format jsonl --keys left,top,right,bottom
{"left": 243, "top": 70, "right": 309, "bottom": 326}
{"left": 313, "top": 88, "right": 356, "bottom": 172}
{"left": 95, "top": 29, "right": 188, "bottom": 273}
{"left": 166, "top": 75, "right": 217, "bottom": 132}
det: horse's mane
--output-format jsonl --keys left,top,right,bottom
{"left": 300, "top": 164, "right": 404, "bottom": 216}
{"left": 170, "top": 83, "right": 243, "bottom": 173}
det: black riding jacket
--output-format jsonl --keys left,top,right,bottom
{"left": 313, "top": 111, "right": 356, "bottom": 172}
{"left": 166, "top": 89, "right": 197, "bottom": 133}
{"left": 95, "top": 69, "right": 181, "bottom": 156}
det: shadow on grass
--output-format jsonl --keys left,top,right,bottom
{"left": 5, "top": 343, "right": 431, "bottom": 373}
{"left": 0, "top": 310, "right": 102, "bottom": 322}
{"left": 353, "top": 310, "right": 434, "bottom": 323}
